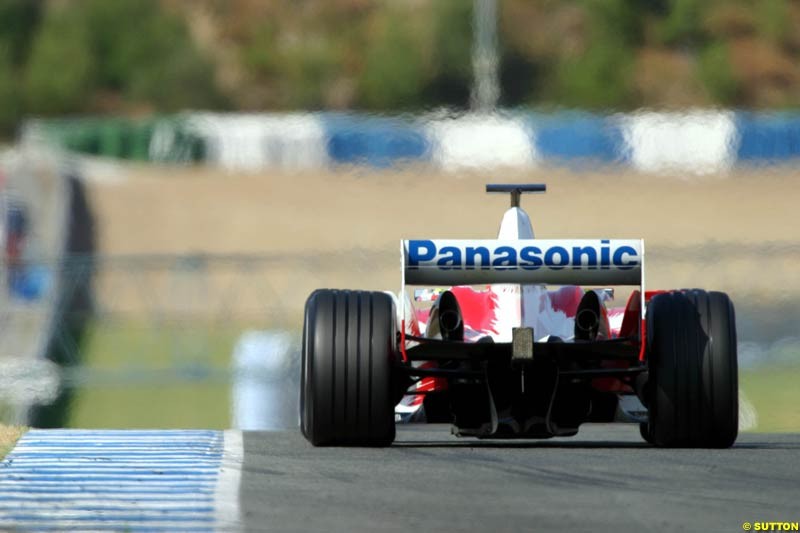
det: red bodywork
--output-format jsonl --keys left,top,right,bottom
{"left": 402, "top": 285, "right": 665, "bottom": 408}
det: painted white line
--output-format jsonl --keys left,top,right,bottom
{"left": 215, "top": 429, "right": 243, "bottom": 532}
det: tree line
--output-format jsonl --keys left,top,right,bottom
{"left": 1, "top": 0, "right": 797, "bottom": 137}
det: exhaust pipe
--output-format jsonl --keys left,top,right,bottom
{"left": 438, "top": 291, "right": 464, "bottom": 341}
{"left": 425, "top": 290, "right": 464, "bottom": 341}
{"left": 575, "top": 308, "right": 599, "bottom": 336}
{"left": 573, "top": 290, "right": 610, "bottom": 341}
{"left": 439, "top": 309, "right": 462, "bottom": 336}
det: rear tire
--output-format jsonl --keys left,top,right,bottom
{"left": 639, "top": 423, "right": 653, "bottom": 445}
{"left": 646, "top": 290, "right": 738, "bottom": 448}
{"left": 301, "top": 289, "right": 398, "bottom": 446}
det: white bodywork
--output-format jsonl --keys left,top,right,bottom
{"left": 401, "top": 206, "right": 645, "bottom": 342}
{"left": 397, "top": 205, "right": 648, "bottom": 423}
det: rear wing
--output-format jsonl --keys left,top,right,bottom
{"left": 402, "top": 239, "right": 644, "bottom": 286}
{"left": 398, "top": 238, "right": 647, "bottom": 360}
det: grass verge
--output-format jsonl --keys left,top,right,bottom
{"left": 69, "top": 383, "right": 230, "bottom": 429}
{"left": 741, "top": 366, "right": 800, "bottom": 432}
{"left": 63, "top": 319, "right": 800, "bottom": 432}
{"left": 0, "top": 425, "right": 28, "bottom": 459}
{"left": 66, "top": 319, "right": 245, "bottom": 429}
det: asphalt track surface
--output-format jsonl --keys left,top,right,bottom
{"left": 241, "top": 424, "right": 800, "bottom": 533}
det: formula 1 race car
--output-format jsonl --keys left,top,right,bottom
{"left": 301, "top": 184, "right": 738, "bottom": 448}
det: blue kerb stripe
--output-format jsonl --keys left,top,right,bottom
{"left": 0, "top": 521, "right": 214, "bottom": 533}
{"left": 18, "top": 440, "right": 221, "bottom": 446}
{"left": 25, "top": 429, "right": 218, "bottom": 434}
{"left": 4, "top": 468, "right": 218, "bottom": 474}
{"left": 6, "top": 449, "right": 219, "bottom": 456}
{"left": 0, "top": 522, "right": 214, "bottom": 533}
{"left": 5, "top": 465, "right": 219, "bottom": 471}
{"left": 0, "top": 430, "right": 223, "bottom": 530}
{"left": 2, "top": 514, "right": 215, "bottom": 522}
{"left": 7, "top": 459, "right": 221, "bottom": 463}
{"left": 4, "top": 476, "right": 216, "bottom": 483}
{"left": 0, "top": 494, "right": 214, "bottom": 500}
{"left": 0, "top": 487, "right": 215, "bottom": 494}
{"left": 0, "top": 504, "right": 216, "bottom": 512}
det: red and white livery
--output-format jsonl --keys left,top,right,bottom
{"left": 301, "top": 184, "right": 739, "bottom": 448}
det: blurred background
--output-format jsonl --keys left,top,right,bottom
{"left": 0, "top": 0, "right": 797, "bottom": 432}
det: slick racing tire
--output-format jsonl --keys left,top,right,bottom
{"left": 639, "top": 423, "right": 654, "bottom": 445}
{"left": 645, "top": 290, "right": 738, "bottom": 448}
{"left": 301, "top": 289, "right": 397, "bottom": 446}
